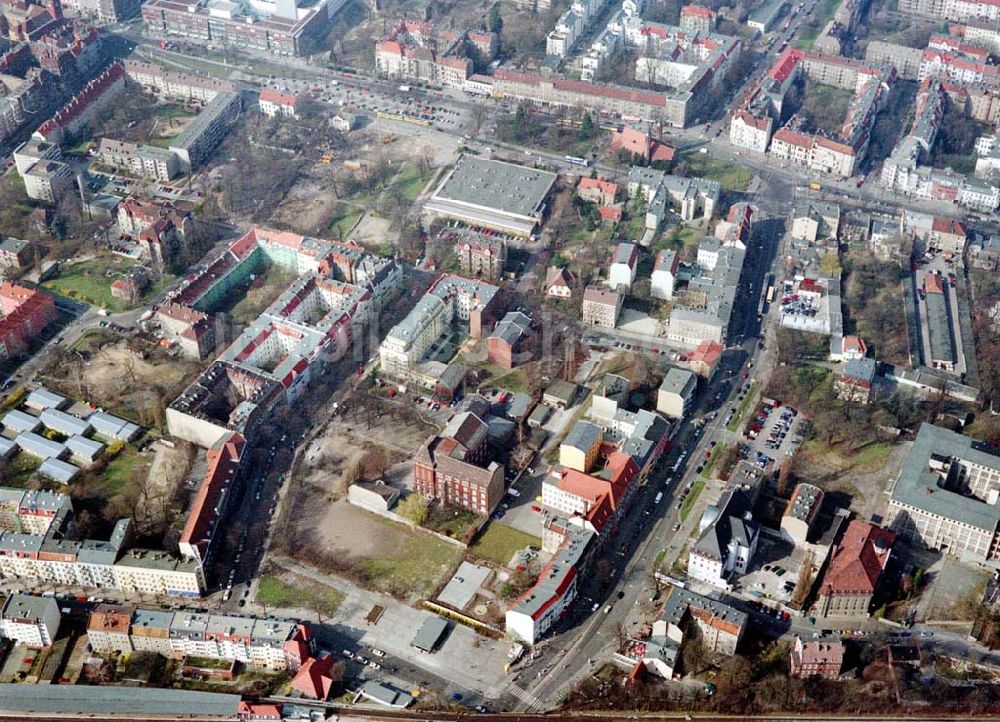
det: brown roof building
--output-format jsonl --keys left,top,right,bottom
{"left": 790, "top": 635, "right": 844, "bottom": 678}
{"left": 413, "top": 411, "right": 504, "bottom": 515}
{"left": 87, "top": 604, "right": 133, "bottom": 655}
{"left": 815, "top": 519, "right": 895, "bottom": 618}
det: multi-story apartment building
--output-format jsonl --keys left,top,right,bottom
{"left": 790, "top": 636, "right": 844, "bottom": 678}
{"left": 656, "top": 366, "right": 697, "bottom": 419}
{"left": 413, "top": 411, "right": 505, "bottom": 515}
{"left": 888, "top": 422, "right": 1000, "bottom": 564}
{"left": 815, "top": 519, "right": 894, "bottom": 618}
{"left": 688, "top": 489, "right": 759, "bottom": 589}
{"left": 781, "top": 483, "right": 825, "bottom": 545}
{"left": 607, "top": 243, "right": 638, "bottom": 291}
{"left": 455, "top": 238, "right": 506, "bottom": 282}
{"left": 667, "top": 240, "right": 745, "bottom": 347}
{"left": 379, "top": 274, "right": 502, "bottom": 381}
{"left": 0, "top": 237, "right": 33, "bottom": 273}
{"left": 141, "top": 0, "right": 343, "bottom": 57}
{"left": 729, "top": 109, "right": 773, "bottom": 152}
{"left": 375, "top": 20, "right": 497, "bottom": 89}
{"left": 95, "top": 138, "right": 179, "bottom": 180}
{"left": 0, "top": 282, "right": 56, "bottom": 360}
{"left": 87, "top": 606, "right": 313, "bottom": 670}
{"left": 651, "top": 249, "right": 678, "bottom": 300}
{"left": 899, "top": 0, "right": 1000, "bottom": 23}
{"left": 86, "top": 604, "right": 133, "bottom": 654}
{"left": 258, "top": 88, "right": 298, "bottom": 118}
{"left": 505, "top": 527, "right": 594, "bottom": 644}
{"left": 113, "top": 549, "right": 205, "bottom": 597}
{"left": 168, "top": 90, "right": 241, "bottom": 174}
{"left": 123, "top": 60, "right": 236, "bottom": 103}
{"left": 0, "top": 593, "right": 60, "bottom": 648}
{"left": 34, "top": 62, "right": 128, "bottom": 144}
{"left": 581, "top": 286, "right": 622, "bottom": 328}
{"left": 865, "top": 40, "right": 924, "bottom": 80}
{"left": 641, "top": 585, "right": 746, "bottom": 677}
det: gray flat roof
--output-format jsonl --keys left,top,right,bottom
{"left": 430, "top": 155, "right": 557, "bottom": 219}
{"left": 412, "top": 614, "right": 450, "bottom": 651}
{"left": 660, "top": 366, "right": 697, "bottom": 396}
{"left": 0, "top": 684, "right": 239, "bottom": 716}
{"left": 924, "top": 291, "right": 955, "bottom": 365}
{"left": 891, "top": 423, "right": 1000, "bottom": 533}
{"left": 563, "top": 420, "right": 602, "bottom": 452}
{"left": 437, "top": 561, "right": 491, "bottom": 610}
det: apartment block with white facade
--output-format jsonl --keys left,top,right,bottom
{"left": 0, "top": 594, "right": 60, "bottom": 648}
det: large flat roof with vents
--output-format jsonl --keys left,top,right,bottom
{"left": 424, "top": 155, "right": 557, "bottom": 237}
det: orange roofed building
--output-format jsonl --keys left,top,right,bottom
{"left": 610, "top": 126, "right": 675, "bottom": 164}
{"left": 816, "top": 519, "right": 895, "bottom": 618}
{"left": 0, "top": 282, "right": 56, "bottom": 361}
{"left": 290, "top": 654, "right": 338, "bottom": 700}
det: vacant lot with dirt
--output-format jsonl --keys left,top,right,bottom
{"left": 38, "top": 331, "right": 202, "bottom": 431}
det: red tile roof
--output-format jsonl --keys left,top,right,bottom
{"left": 259, "top": 87, "right": 297, "bottom": 108}
{"left": 820, "top": 520, "right": 895, "bottom": 597}
{"left": 179, "top": 432, "right": 246, "bottom": 562}
{"left": 290, "top": 655, "right": 336, "bottom": 700}
{"left": 931, "top": 217, "right": 966, "bottom": 237}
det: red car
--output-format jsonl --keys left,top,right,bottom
{"left": 531, "top": 505, "right": 542, "bottom": 512}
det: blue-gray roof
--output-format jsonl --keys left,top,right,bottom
{"left": 660, "top": 366, "right": 697, "bottom": 396}
{"left": 3, "top": 409, "right": 41, "bottom": 433}
{"left": 412, "top": 615, "right": 449, "bottom": 651}
{"left": 88, "top": 412, "right": 142, "bottom": 441}
{"left": 25, "top": 388, "right": 68, "bottom": 410}
{"left": 66, "top": 435, "right": 104, "bottom": 461}
{"left": 891, "top": 423, "right": 1000, "bottom": 533}
{"left": 16, "top": 431, "right": 66, "bottom": 460}
{"left": 40, "top": 408, "right": 91, "bottom": 437}
{"left": 39, "top": 458, "right": 79, "bottom": 483}
{"left": 843, "top": 356, "right": 877, "bottom": 384}
{"left": 563, "top": 420, "right": 602, "bottom": 453}
{"left": 0, "top": 684, "right": 238, "bottom": 717}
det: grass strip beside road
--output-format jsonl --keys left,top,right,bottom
{"left": 679, "top": 479, "right": 705, "bottom": 523}
{"left": 470, "top": 523, "right": 542, "bottom": 566}
{"left": 726, "top": 380, "right": 759, "bottom": 433}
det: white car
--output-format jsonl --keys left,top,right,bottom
{"left": 507, "top": 488, "right": 520, "bottom": 498}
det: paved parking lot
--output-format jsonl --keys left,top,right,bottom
{"left": 744, "top": 402, "right": 804, "bottom": 467}
{"left": 734, "top": 533, "right": 810, "bottom": 607}
{"left": 271, "top": 75, "right": 469, "bottom": 132}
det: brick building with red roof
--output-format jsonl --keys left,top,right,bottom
{"left": 0, "top": 282, "right": 56, "bottom": 360}
{"left": 815, "top": 519, "right": 895, "bottom": 618}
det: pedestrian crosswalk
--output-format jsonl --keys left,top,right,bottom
{"left": 509, "top": 683, "right": 544, "bottom": 710}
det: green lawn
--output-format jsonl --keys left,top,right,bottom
{"left": 43, "top": 258, "right": 130, "bottom": 311}
{"left": 395, "top": 163, "right": 435, "bottom": 202}
{"left": 101, "top": 447, "right": 149, "bottom": 497}
{"left": 354, "top": 536, "right": 462, "bottom": 598}
{"left": 257, "top": 575, "right": 345, "bottom": 616}
{"left": 329, "top": 204, "right": 363, "bottom": 238}
{"left": 795, "top": 0, "right": 840, "bottom": 49}
{"left": 679, "top": 479, "right": 705, "bottom": 523}
{"left": 4, "top": 454, "right": 41, "bottom": 488}
{"left": 153, "top": 103, "right": 195, "bottom": 119}
{"left": 726, "top": 381, "right": 759, "bottom": 432}
{"left": 470, "top": 523, "right": 542, "bottom": 566}
{"left": 681, "top": 153, "right": 751, "bottom": 191}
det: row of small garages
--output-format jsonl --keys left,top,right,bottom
{"left": 0, "top": 406, "right": 141, "bottom": 484}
